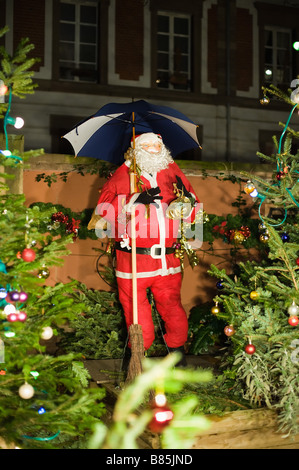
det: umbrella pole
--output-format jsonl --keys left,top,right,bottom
{"left": 126, "top": 116, "right": 144, "bottom": 383}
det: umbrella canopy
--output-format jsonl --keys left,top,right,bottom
{"left": 62, "top": 100, "right": 201, "bottom": 164}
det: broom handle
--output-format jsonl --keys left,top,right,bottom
{"left": 130, "top": 115, "right": 138, "bottom": 325}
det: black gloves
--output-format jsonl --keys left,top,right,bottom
{"left": 175, "top": 176, "right": 192, "bottom": 199}
{"left": 135, "top": 187, "right": 163, "bottom": 208}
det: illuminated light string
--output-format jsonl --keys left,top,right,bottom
{"left": 22, "top": 430, "right": 61, "bottom": 442}
{"left": 2, "top": 86, "right": 23, "bottom": 163}
{"left": 253, "top": 103, "right": 299, "bottom": 227}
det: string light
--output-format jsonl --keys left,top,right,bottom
{"left": 3, "top": 304, "right": 17, "bottom": 315}
{"left": 2, "top": 86, "right": 25, "bottom": 160}
{"left": 5, "top": 115, "right": 24, "bottom": 129}
{"left": 0, "top": 80, "right": 8, "bottom": 97}
{"left": 249, "top": 188, "right": 259, "bottom": 198}
{"left": 4, "top": 331, "right": 15, "bottom": 338}
{"left": 30, "top": 371, "right": 40, "bottom": 379}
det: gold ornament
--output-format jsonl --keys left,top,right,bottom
{"left": 233, "top": 231, "right": 245, "bottom": 244}
{"left": 260, "top": 96, "right": 270, "bottom": 105}
{"left": 259, "top": 233, "right": 270, "bottom": 243}
{"left": 258, "top": 222, "right": 267, "bottom": 232}
{"left": 37, "top": 267, "right": 50, "bottom": 279}
{"left": 166, "top": 194, "right": 192, "bottom": 220}
{"left": 224, "top": 325, "right": 235, "bottom": 337}
{"left": 194, "top": 209, "right": 209, "bottom": 224}
{"left": 244, "top": 180, "right": 256, "bottom": 195}
{"left": 250, "top": 290, "right": 259, "bottom": 300}
{"left": 211, "top": 302, "right": 220, "bottom": 315}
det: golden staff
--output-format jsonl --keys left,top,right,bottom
{"left": 126, "top": 111, "right": 144, "bottom": 382}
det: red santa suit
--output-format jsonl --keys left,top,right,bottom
{"left": 96, "top": 133, "right": 200, "bottom": 350}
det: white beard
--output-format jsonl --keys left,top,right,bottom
{"left": 135, "top": 146, "right": 174, "bottom": 174}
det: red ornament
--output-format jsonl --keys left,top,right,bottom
{"left": 7, "top": 312, "right": 18, "bottom": 322}
{"left": 296, "top": 258, "right": 299, "bottom": 266}
{"left": 288, "top": 315, "right": 299, "bottom": 326}
{"left": 18, "top": 312, "right": 27, "bottom": 322}
{"left": 148, "top": 405, "right": 174, "bottom": 433}
{"left": 276, "top": 171, "right": 285, "bottom": 181}
{"left": 239, "top": 225, "right": 251, "bottom": 239}
{"left": 148, "top": 393, "right": 174, "bottom": 433}
{"left": 21, "top": 248, "right": 36, "bottom": 262}
{"left": 51, "top": 212, "right": 69, "bottom": 224}
{"left": 245, "top": 343, "right": 256, "bottom": 355}
{"left": 19, "top": 291, "right": 28, "bottom": 302}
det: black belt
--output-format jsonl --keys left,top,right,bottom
{"left": 115, "top": 242, "right": 175, "bottom": 257}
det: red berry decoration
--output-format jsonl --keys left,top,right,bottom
{"left": 245, "top": 343, "right": 256, "bottom": 355}
{"left": 296, "top": 258, "right": 299, "bottom": 266}
{"left": 288, "top": 315, "right": 299, "bottom": 326}
{"left": 21, "top": 248, "right": 36, "bottom": 262}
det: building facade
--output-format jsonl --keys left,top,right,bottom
{"left": 1, "top": 0, "right": 299, "bottom": 162}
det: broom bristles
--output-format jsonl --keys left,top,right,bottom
{"left": 126, "top": 323, "right": 144, "bottom": 384}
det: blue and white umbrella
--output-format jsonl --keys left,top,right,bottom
{"left": 62, "top": 99, "right": 201, "bottom": 164}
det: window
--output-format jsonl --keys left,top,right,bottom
{"left": 156, "top": 12, "right": 191, "bottom": 91}
{"left": 264, "top": 26, "right": 292, "bottom": 86}
{"left": 59, "top": 0, "right": 98, "bottom": 82}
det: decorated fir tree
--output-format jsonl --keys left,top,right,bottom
{"left": 0, "top": 27, "right": 106, "bottom": 449}
{"left": 209, "top": 84, "right": 299, "bottom": 436}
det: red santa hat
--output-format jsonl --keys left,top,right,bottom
{"left": 131, "top": 132, "right": 163, "bottom": 147}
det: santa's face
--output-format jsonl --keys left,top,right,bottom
{"left": 141, "top": 140, "right": 162, "bottom": 154}
{"left": 133, "top": 133, "right": 173, "bottom": 173}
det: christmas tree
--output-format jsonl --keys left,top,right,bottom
{"left": 209, "top": 84, "right": 299, "bottom": 436}
{"left": 0, "top": 27, "right": 106, "bottom": 449}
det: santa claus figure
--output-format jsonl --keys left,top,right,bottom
{"left": 95, "top": 132, "right": 200, "bottom": 363}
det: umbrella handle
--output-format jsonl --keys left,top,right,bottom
{"left": 130, "top": 172, "right": 138, "bottom": 325}
{"left": 130, "top": 112, "right": 138, "bottom": 325}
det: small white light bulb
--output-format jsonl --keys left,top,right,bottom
{"left": 41, "top": 326, "right": 53, "bottom": 340}
{"left": 14, "top": 117, "right": 24, "bottom": 129}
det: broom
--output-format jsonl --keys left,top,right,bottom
{"left": 125, "top": 114, "right": 145, "bottom": 383}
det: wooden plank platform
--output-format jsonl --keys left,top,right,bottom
{"left": 192, "top": 409, "right": 299, "bottom": 449}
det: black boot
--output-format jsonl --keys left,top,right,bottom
{"left": 168, "top": 346, "right": 187, "bottom": 368}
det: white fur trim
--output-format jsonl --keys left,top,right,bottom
{"left": 132, "top": 133, "right": 162, "bottom": 147}
{"left": 115, "top": 266, "right": 181, "bottom": 279}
